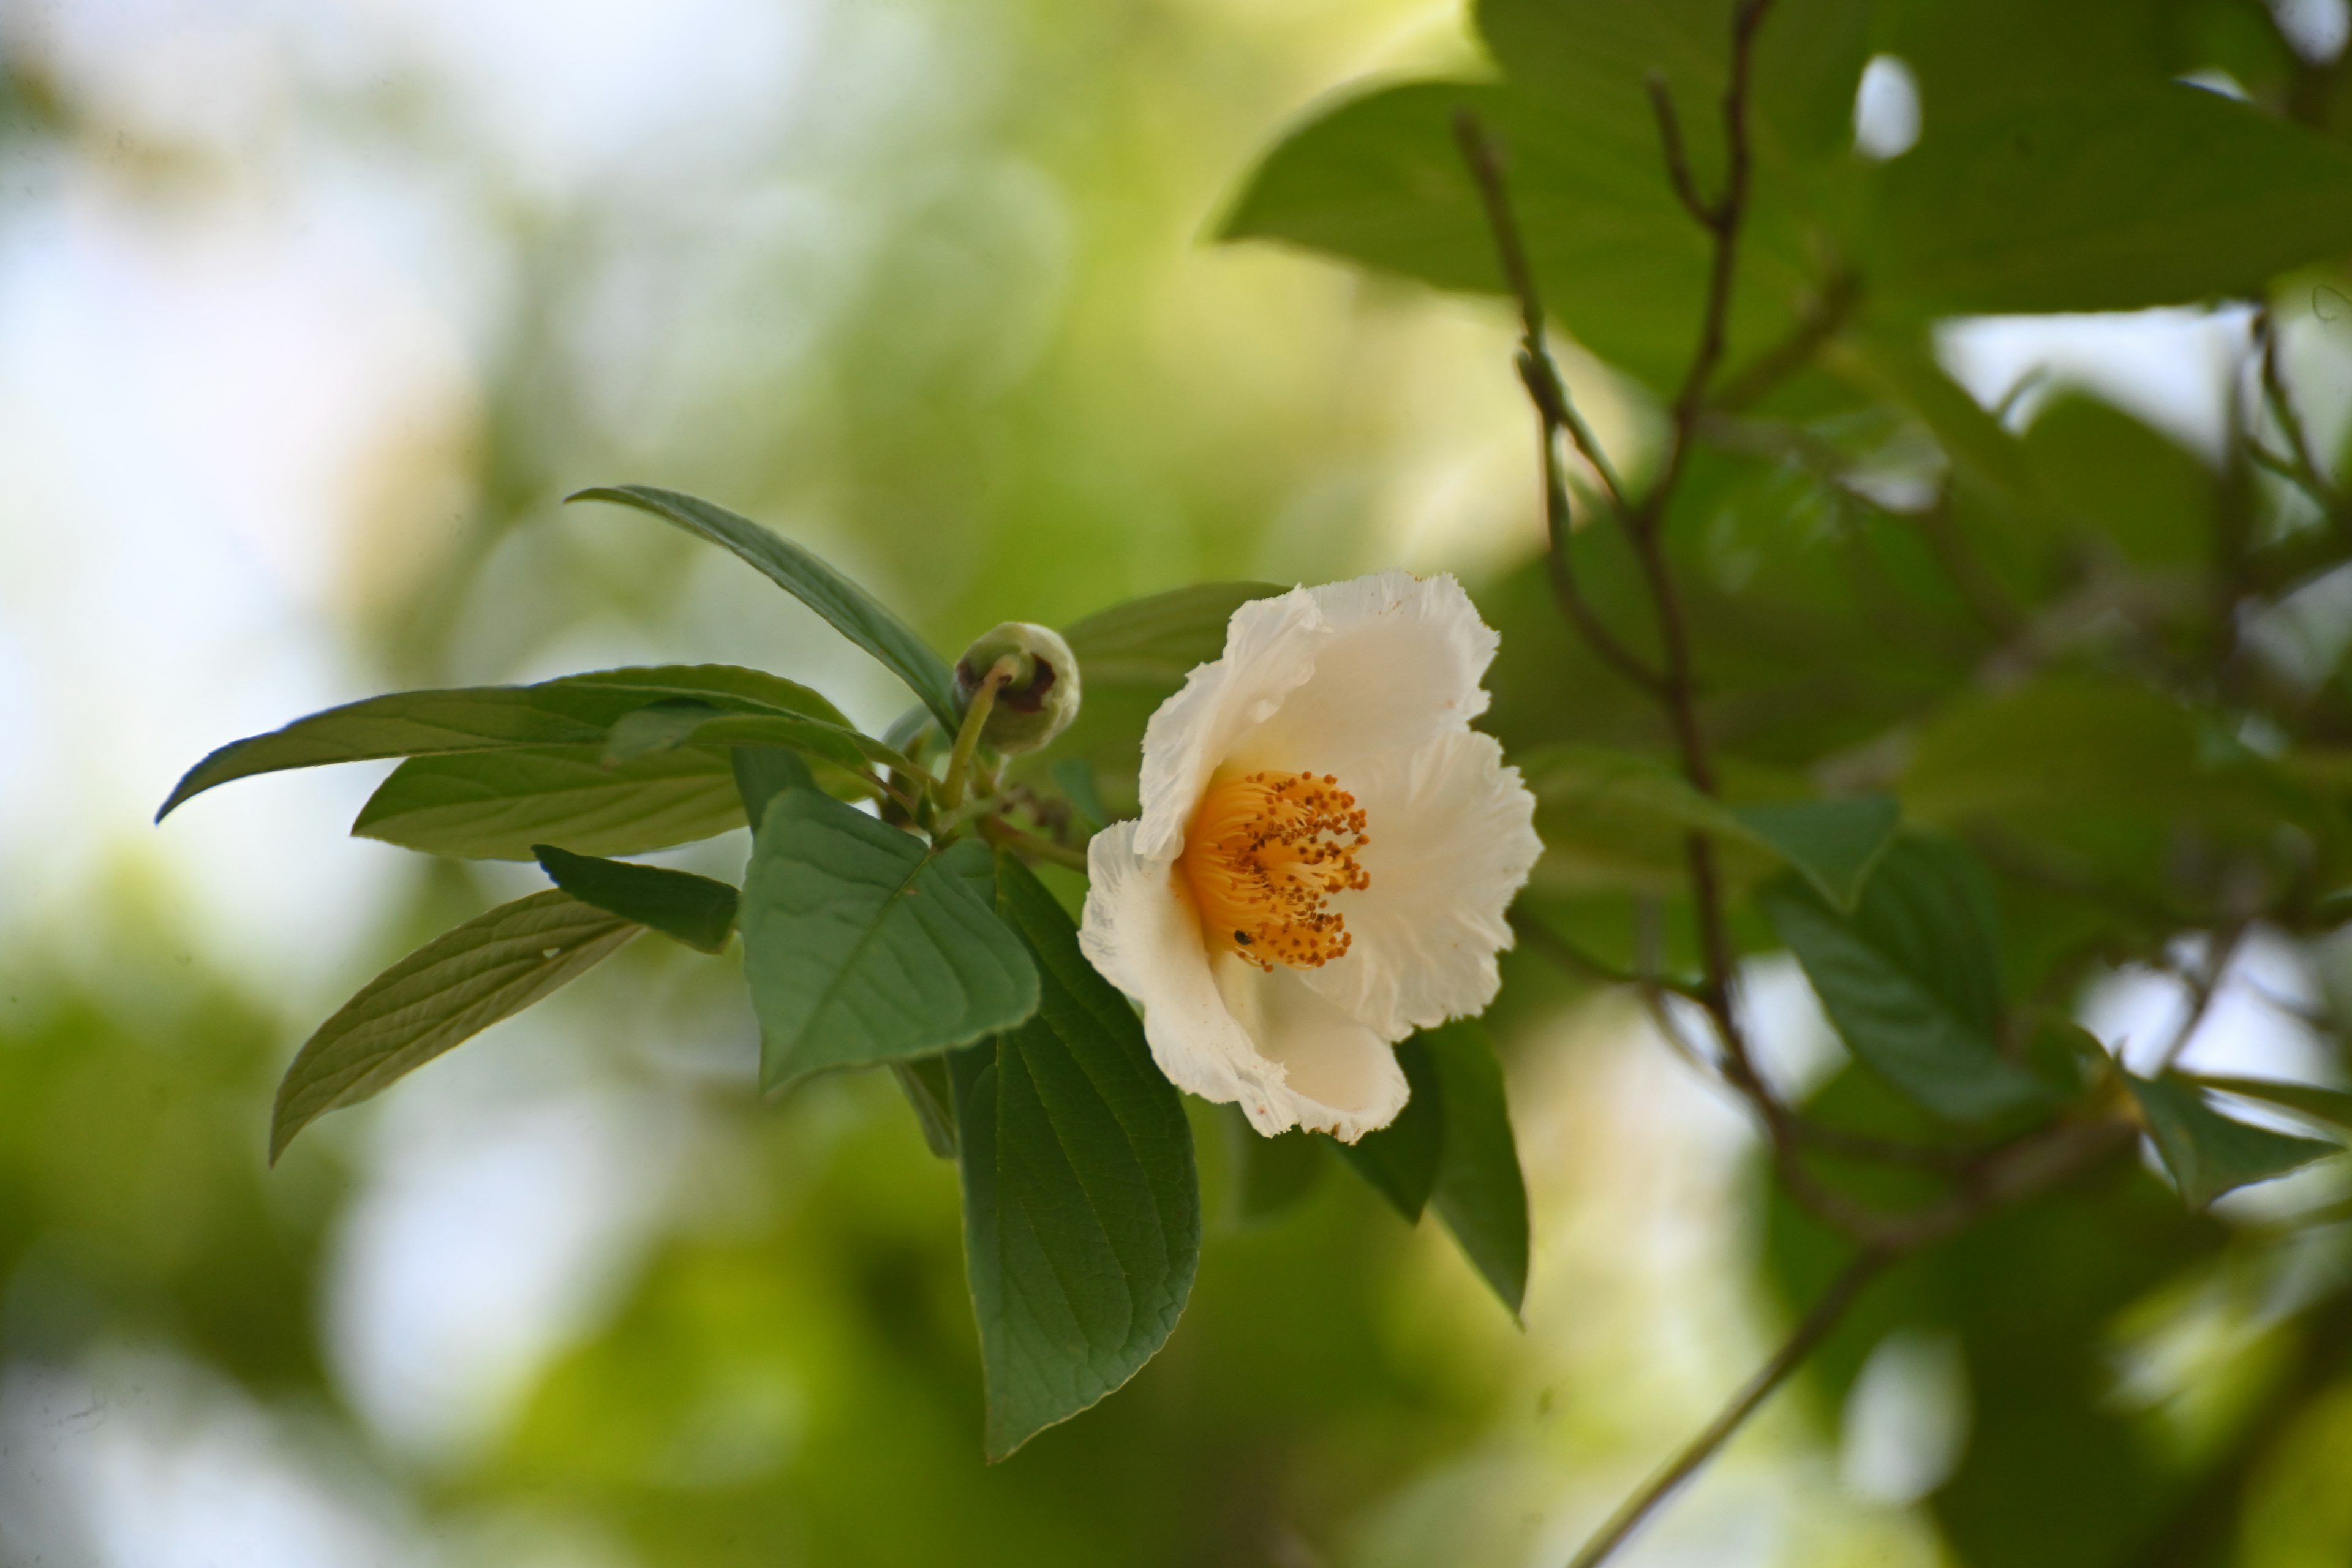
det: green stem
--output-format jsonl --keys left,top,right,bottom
{"left": 940, "top": 654, "right": 1018, "bottom": 815}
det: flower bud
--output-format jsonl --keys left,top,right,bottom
{"left": 956, "top": 621, "right": 1081, "bottom": 755}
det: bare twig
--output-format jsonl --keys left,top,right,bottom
{"left": 1645, "top": 72, "right": 1716, "bottom": 228}
{"left": 2148, "top": 925, "right": 2248, "bottom": 1076}
{"left": 1563, "top": 1248, "right": 1888, "bottom": 1568}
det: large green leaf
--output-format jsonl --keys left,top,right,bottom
{"left": 1221, "top": 1110, "right": 1325, "bottom": 1228}
{"left": 532, "top": 844, "right": 739, "bottom": 954}
{"left": 1762, "top": 835, "right": 2051, "bottom": 1121}
{"left": 1221, "top": 0, "right": 1868, "bottom": 388}
{"left": 1522, "top": 746, "right": 1894, "bottom": 907}
{"left": 2127, "top": 1073, "right": 2339, "bottom": 1212}
{"left": 270, "top": 891, "right": 638, "bottom": 1161}
{"left": 605, "top": 705, "right": 919, "bottom": 780}
{"left": 1871, "top": 84, "right": 2352, "bottom": 315}
{"left": 1328, "top": 1040, "right": 1444, "bottom": 1221}
{"left": 569, "top": 486, "right": 962, "bottom": 731}
{"left": 1422, "top": 1020, "right": 1531, "bottom": 1316}
{"left": 957, "top": 856, "right": 1200, "bottom": 1460}
{"left": 159, "top": 665, "right": 846, "bottom": 821}
{"left": 739, "top": 788, "right": 1037, "bottom": 1090}
{"left": 355, "top": 746, "right": 745, "bottom": 861}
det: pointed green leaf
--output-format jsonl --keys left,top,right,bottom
{"left": 1221, "top": 1107, "right": 1324, "bottom": 1227}
{"left": 958, "top": 855, "right": 1200, "bottom": 1460}
{"left": 1763, "top": 836, "right": 2051, "bottom": 1121}
{"left": 356, "top": 746, "right": 745, "bottom": 861}
{"left": 892, "top": 1057, "right": 962, "bottom": 1159}
{"left": 159, "top": 665, "right": 845, "bottom": 820}
{"left": 568, "top": 486, "right": 962, "bottom": 731}
{"left": 531, "top": 843, "right": 738, "bottom": 954}
{"left": 1059, "top": 581, "right": 1288, "bottom": 687}
{"left": 1422, "top": 1020, "right": 1531, "bottom": 1317}
{"left": 1729, "top": 796, "right": 1900, "bottom": 912}
{"left": 2191, "top": 1075, "right": 2352, "bottom": 1135}
{"left": 739, "top": 788, "right": 1036, "bottom": 1090}
{"left": 270, "top": 891, "right": 638, "bottom": 1161}
{"left": 2127, "top": 1073, "right": 2339, "bottom": 1211}
{"left": 1328, "top": 1040, "right": 1444, "bottom": 1221}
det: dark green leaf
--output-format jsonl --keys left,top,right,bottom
{"left": 159, "top": 665, "right": 847, "bottom": 821}
{"left": 568, "top": 486, "right": 962, "bottom": 731}
{"left": 2128, "top": 1072, "right": 2339, "bottom": 1210}
{"left": 1871, "top": 85, "right": 2352, "bottom": 315}
{"left": 739, "top": 788, "right": 1037, "bottom": 1090}
{"left": 1762, "top": 836, "right": 2051, "bottom": 1121}
{"left": 959, "top": 856, "right": 1200, "bottom": 1460}
{"left": 1422, "top": 1020, "right": 1531, "bottom": 1316}
{"left": 270, "top": 891, "right": 638, "bottom": 1162}
{"left": 355, "top": 746, "right": 745, "bottom": 861}
{"left": 2192, "top": 1074, "right": 2352, "bottom": 1134}
{"left": 731, "top": 745, "right": 815, "bottom": 831}
{"left": 1728, "top": 796, "right": 1899, "bottom": 912}
{"left": 531, "top": 843, "right": 739, "bottom": 954}
{"left": 1221, "top": 1107, "right": 1324, "bottom": 1227}
{"left": 892, "top": 1057, "right": 961, "bottom": 1159}
{"left": 1328, "top": 1040, "right": 1443, "bottom": 1221}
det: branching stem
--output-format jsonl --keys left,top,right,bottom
{"left": 940, "top": 655, "right": 1017, "bottom": 815}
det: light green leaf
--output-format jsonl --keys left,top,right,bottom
{"left": 1328, "top": 1041, "right": 1444, "bottom": 1221}
{"left": 957, "top": 855, "right": 1200, "bottom": 1460}
{"left": 1762, "top": 836, "right": 2051, "bottom": 1121}
{"left": 532, "top": 843, "right": 738, "bottom": 954}
{"left": 739, "top": 788, "right": 1037, "bottom": 1091}
{"left": 2127, "top": 1073, "right": 2339, "bottom": 1211}
{"left": 355, "top": 746, "right": 745, "bottom": 861}
{"left": 159, "top": 665, "right": 847, "bottom": 821}
{"left": 569, "top": 486, "right": 962, "bottom": 731}
{"left": 731, "top": 745, "right": 815, "bottom": 831}
{"left": 1422, "top": 1020, "right": 1531, "bottom": 1316}
{"left": 1729, "top": 796, "right": 1900, "bottom": 913}
{"left": 1871, "top": 84, "right": 2352, "bottom": 315}
{"left": 270, "top": 891, "right": 638, "bottom": 1162}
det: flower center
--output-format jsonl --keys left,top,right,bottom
{"left": 1178, "top": 769, "right": 1370, "bottom": 971}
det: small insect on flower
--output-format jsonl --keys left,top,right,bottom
{"left": 1078, "top": 572, "right": 1542, "bottom": 1142}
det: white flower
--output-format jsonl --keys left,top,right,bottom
{"left": 1077, "top": 571, "right": 1542, "bottom": 1142}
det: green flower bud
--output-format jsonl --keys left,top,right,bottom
{"left": 956, "top": 621, "right": 1082, "bottom": 755}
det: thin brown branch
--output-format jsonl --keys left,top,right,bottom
{"left": 2148, "top": 925, "right": 2248, "bottom": 1076}
{"left": 1711, "top": 270, "right": 1858, "bottom": 412}
{"left": 1644, "top": 72, "right": 1716, "bottom": 229}
{"left": 1562, "top": 1248, "right": 1889, "bottom": 1568}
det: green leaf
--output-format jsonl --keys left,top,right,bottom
{"left": 1060, "top": 581, "right": 1287, "bottom": 687}
{"left": 569, "top": 486, "right": 962, "bottom": 732}
{"left": 531, "top": 843, "right": 739, "bottom": 954}
{"left": 1328, "top": 1040, "right": 1443, "bottom": 1221}
{"left": 2191, "top": 1074, "right": 2352, "bottom": 1135}
{"left": 270, "top": 891, "right": 638, "bottom": 1162}
{"left": 2127, "top": 1072, "right": 2339, "bottom": 1210}
{"left": 892, "top": 1057, "right": 961, "bottom": 1159}
{"left": 1422, "top": 1020, "right": 1531, "bottom": 1316}
{"left": 959, "top": 856, "right": 1200, "bottom": 1460}
{"left": 1521, "top": 745, "right": 1890, "bottom": 905}
{"left": 1050, "top": 758, "right": 1107, "bottom": 831}
{"left": 731, "top": 745, "right": 815, "bottom": 831}
{"left": 1762, "top": 835, "right": 2051, "bottom": 1121}
{"left": 1871, "top": 84, "right": 2352, "bottom": 315}
{"left": 1728, "top": 796, "right": 1899, "bottom": 912}
{"left": 1220, "top": 1107, "right": 1324, "bottom": 1227}
{"left": 159, "top": 665, "right": 848, "bottom": 821}
{"left": 1220, "top": 0, "right": 1866, "bottom": 389}
{"left": 739, "top": 788, "right": 1037, "bottom": 1090}
{"left": 356, "top": 746, "right": 745, "bottom": 861}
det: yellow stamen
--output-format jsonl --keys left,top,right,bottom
{"left": 1177, "top": 769, "right": 1370, "bottom": 971}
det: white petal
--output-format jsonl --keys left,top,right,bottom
{"left": 1131, "top": 589, "right": 1328, "bottom": 862}
{"left": 1079, "top": 820, "right": 1411, "bottom": 1142}
{"left": 1226, "top": 571, "right": 1499, "bottom": 779}
{"left": 1300, "top": 729, "right": 1544, "bottom": 1038}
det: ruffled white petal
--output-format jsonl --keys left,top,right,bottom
{"left": 1131, "top": 589, "right": 1328, "bottom": 862}
{"left": 1080, "top": 820, "right": 1409, "bottom": 1141}
{"left": 1225, "top": 571, "right": 1499, "bottom": 779}
{"left": 1298, "top": 728, "right": 1542, "bottom": 1039}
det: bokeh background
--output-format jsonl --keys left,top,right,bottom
{"left": 4, "top": 2, "right": 2350, "bottom": 1565}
